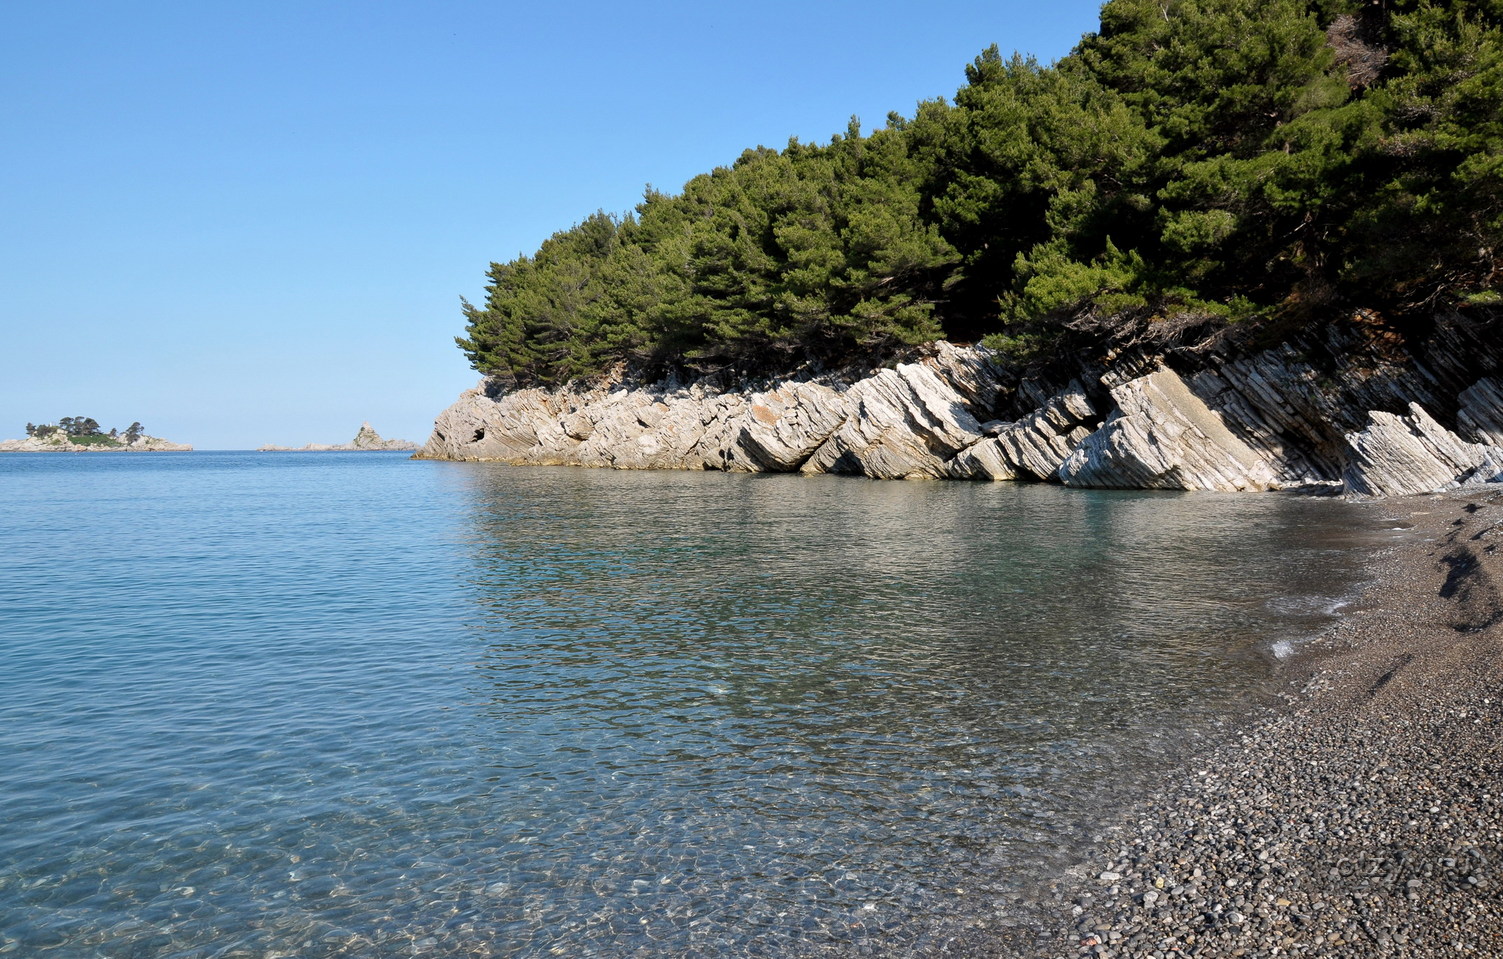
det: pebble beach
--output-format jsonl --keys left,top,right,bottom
{"left": 984, "top": 487, "right": 1503, "bottom": 958}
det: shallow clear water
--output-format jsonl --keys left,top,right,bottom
{"left": 0, "top": 452, "right": 1382, "bottom": 957}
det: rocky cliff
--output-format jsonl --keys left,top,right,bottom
{"left": 416, "top": 309, "right": 1503, "bottom": 497}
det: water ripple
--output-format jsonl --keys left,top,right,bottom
{"left": 0, "top": 454, "right": 1383, "bottom": 957}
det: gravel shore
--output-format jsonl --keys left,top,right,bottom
{"left": 983, "top": 487, "right": 1503, "bottom": 958}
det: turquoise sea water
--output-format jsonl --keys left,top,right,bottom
{"left": 0, "top": 452, "right": 1383, "bottom": 957}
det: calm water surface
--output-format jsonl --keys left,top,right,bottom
{"left": 0, "top": 452, "right": 1386, "bottom": 957}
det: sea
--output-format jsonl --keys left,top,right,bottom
{"left": 0, "top": 450, "right": 1390, "bottom": 957}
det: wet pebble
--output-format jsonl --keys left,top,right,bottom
{"left": 1031, "top": 493, "right": 1503, "bottom": 959}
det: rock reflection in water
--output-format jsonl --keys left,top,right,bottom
{"left": 451, "top": 468, "right": 1376, "bottom": 955}
{"left": 0, "top": 454, "right": 1380, "bottom": 958}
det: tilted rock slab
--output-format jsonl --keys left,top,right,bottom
{"left": 1057, "top": 367, "right": 1291, "bottom": 492}
{"left": 799, "top": 364, "right": 984, "bottom": 479}
{"left": 948, "top": 383, "right": 1097, "bottom": 482}
{"left": 738, "top": 382, "right": 849, "bottom": 472}
{"left": 1342, "top": 402, "right": 1503, "bottom": 497}
{"left": 1459, "top": 377, "right": 1503, "bottom": 447}
{"left": 419, "top": 312, "right": 1503, "bottom": 497}
{"left": 417, "top": 357, "right": 988, "bottom": 480}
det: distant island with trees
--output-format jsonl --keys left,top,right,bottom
{"left": 28, "top": 417, "right": 144, "bottom": 445}
{"left": 1, "top": 417, "right": 191, "bottom": 452}
{"left": 456, "top": 0, "right": 1501, "bottom": 389}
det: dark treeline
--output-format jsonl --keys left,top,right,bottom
{"left": 459, "top": 0, "right": 1503, "bottom": 388}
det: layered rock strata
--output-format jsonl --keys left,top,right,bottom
{"left": 417, "top": 311, "right": 1503, "bottom": 497}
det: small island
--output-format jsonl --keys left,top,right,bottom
{"left": 0, "top": 417, "right": 191, "bottom": 452}
{"left": 257, "top": 422, "right": 417, "bottom": 452}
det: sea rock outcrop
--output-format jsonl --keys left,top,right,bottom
{"left": 417, "top": 309, "right": 1503, "bottom": 498}
{"left": 739, "top": 382, "right": 848, "bottom": 471}
{"left": 258, "top": 423, "right": 417, "bottom": 452}
{"left": 350, "top": 423, "right": 417, "bottom": 450}
{"left": 419, "top": 358, "right": 988, "bottom": 479}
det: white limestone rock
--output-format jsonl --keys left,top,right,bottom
{"left": 948, "top": 381, "right": 1098, "bottom": 481}
{"left": 735, "top": 382, "right": 851, "bottom": 472}
{"left": 419, "top": 378, "right": 773, "bottom": 472}
{"left": 947, "top": 436, "right": 1022, "bottom": 480}
{"left": 418, "top": 381, "right": 571, "bottom": 463}
{"left": 997, "top": 382, "right": 1098, "bottom": 480}
{"left": 415, "top": 324, "right": 1501, "bottom": 497}
{"left": 555, "top": 385, "right": 731, "bottom": 471}
{"left": 927, "top": 340, "right": 1007, "bottom": 411}
{"left": 1472, "top": 449, "right": 1503, "bottom": 486}
{"left": 1058, "top": 367, "right": 1287, "bottom": 491}
{"left": 1342, "top": 402, "right": 1503, "bottom": 497}
{"left": 801, "top": 363, "right": 984, "bottom": 479}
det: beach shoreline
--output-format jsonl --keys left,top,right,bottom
{"left": 969, "top": 487, "right": 1503, "bottom": 958}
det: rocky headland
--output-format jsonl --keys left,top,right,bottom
{"left": 0, "top": 434, "right": 191, "bottom": 452}
{"left": 257, "top": 422, "right": 417, "bottom": 452}
{"left": 417, "top": 309, "right": 1503, "bottom": 499}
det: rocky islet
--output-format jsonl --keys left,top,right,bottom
{"left": 0, "top": 433, "right": 191, "bottom": 452}
{"left": 257, "top": 422, "right": 417, "bottom": 452}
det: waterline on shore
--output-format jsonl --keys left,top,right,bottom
{"left": 1015, "top": 488, "right": 1503, "bottom": 959}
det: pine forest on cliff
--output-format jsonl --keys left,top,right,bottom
{"left": 457, "top": 0, "right": 1502, "bottom": 390}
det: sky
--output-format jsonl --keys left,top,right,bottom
{"left": 2, "top": 0, "right": 1105, "bottom": 450}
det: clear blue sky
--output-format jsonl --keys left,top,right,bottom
{"left": 2, "top": 0, "right": 1104, "bottom": 450}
